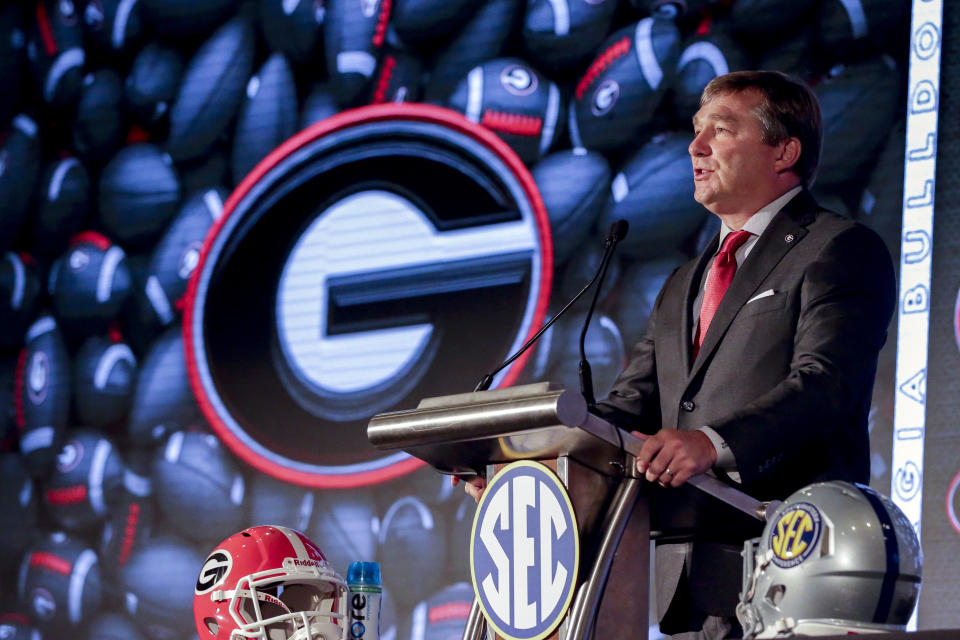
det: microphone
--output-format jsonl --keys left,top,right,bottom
{"left": 607, "top": 219, "right": 629, "bottom": 244}
{"left": 579, "top": 219, "right": 628, "bottom": 407}
{"left": 473, "top": 220, "right": 630, "bottom": 393}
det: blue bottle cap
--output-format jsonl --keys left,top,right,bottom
{"left": 347, "top": 561, "right": 382, "bottom": 586}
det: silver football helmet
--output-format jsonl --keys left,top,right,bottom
{"left": 737, "top": 481, "right": 922, "bottom": 638}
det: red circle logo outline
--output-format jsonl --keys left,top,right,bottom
{"left": 183, "top": 103, "right": 554, "bottom": 488}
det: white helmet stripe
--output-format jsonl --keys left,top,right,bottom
{"left": 48, "top": 157, "right": 79, "bottom": 201}
{"left": 20, "top": 426, "right": 55, "bottom": 453}
{"left": 540, "top": 82, "right": 560, "bottom": 155}
{"left": 336, "top": 52, "right": 376, "bottom": 78}
{"left": 611, "top": 172, "right": 629, "bottom": 203}
{"left": 88, "top": 439, "right": 112, "bottom": 515}
{"left": 98, "top": 246, "right": 125, "bottom": 303}
{"left": 837, "top": 0, "right": 868, "bottom": 39}
{"left": 112, "top": 0, "right": 138, "bottom": 49}
{"left": 5, "top": 253, "right": 25, "bottom": 310}
{"left": 204, "top": 189, "right": 225, "bottom": 220}
{"left": 26, "top": 315, "right": 57, "bottom": 341}
{"left": 69, "top": 549, "right": 97, "bottom": 624}
{"left": 410, "top": 601, "right": 428, "bottom": 640}
{"left": 94, "top": 343, "right": 136, "bottom": 390}
{"left": 123, "top": 469, "right": 151, "bottom": 497}
{"left": 678, "top": 41, "right": 728, "bottom": 78}
{"left": 380, "top": 496, "right": 433, "bottom": 547}
{"left": 298, "top": 492, "right": 315, "bottom": 531}
{"left": 567, "top": 97, "right": 584, "bottom": 151}
{"left": 465, "top": 66, "right": 484, "bottom": 123}
{"left": 145, "top": 275, "right": 174, "bottom": 324}
{"left": 46, "top": 49, "right": 85, "bottom": 102}
{"left": 277, "top": 525, "right": 311, "bottom": 559}
{"left": 230, "top": 474, "right": 245, "bottom": 505}
{"left": 14, "top": 115, "right": 38, "bottom": 138}
{"left": 634, "top": 18, "right": 663, "bottom": 90}
{"left": 546, "top": 0, "right": 569, "bottom": 36}
{"left": 164, "top": 431, "right": 185, "bottom": 463}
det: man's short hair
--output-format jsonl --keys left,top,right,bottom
{"left": 701, "top": 70, "right": 823, "bottom": 187}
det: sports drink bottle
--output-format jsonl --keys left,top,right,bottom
{"left": 347, "top": 561, "right": 381, "bottom": 640}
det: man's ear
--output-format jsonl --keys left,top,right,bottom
{"left": 775, "top": 137, "right": 801, "bottom": 174}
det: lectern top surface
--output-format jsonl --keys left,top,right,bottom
{"left": 367, "top": 383, "right": 627, "bottom": 477}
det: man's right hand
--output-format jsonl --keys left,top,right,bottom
{"left": 451, "top": 475, "right": 487, "bottom": 503}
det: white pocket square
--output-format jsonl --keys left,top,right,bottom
{"left": 747, "top": 289, "right": 776, "bottom": 304}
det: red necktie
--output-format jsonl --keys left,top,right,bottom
{"left": 694, "top": 230, "right": 753, "bottom": 357}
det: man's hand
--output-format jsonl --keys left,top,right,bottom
{"left": 633, "top": 429, "right": 717, "bottom": 487}
{"left": 451, "top": 475, "right": 487, "bottom": 503}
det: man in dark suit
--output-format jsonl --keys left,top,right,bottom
{"left": 454, "top": 70, "right": 896, "bottom": 639}
{"left": 593, "top": 71, "right": 897, "bottom": 638}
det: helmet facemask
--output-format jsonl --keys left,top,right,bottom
{"left": 207, "top": 561, "right": 347, "bottom": 640}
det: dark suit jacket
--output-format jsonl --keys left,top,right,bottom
{"left": 595, "top": 190, "right": 896, "bottom": 626}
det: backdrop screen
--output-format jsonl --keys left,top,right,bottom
{"left": 1, "top": 0, "right": 954, "bottom": 639}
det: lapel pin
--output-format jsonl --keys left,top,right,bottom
{"left": 784, "top": 233, "right": 795, "bottom": 243}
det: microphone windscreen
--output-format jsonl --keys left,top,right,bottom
{"left": 609, "top": 219, "right": 629, "bottom": 242}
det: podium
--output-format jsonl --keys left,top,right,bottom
{"left": 367, "top": 383, "right": 774, "bottom": 640}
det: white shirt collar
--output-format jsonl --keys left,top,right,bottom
{"left": 716, "top": 186, "right": 803, "bottom": 248}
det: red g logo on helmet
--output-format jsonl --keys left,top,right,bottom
{"left": 195, "top": 550, "right": 233, "bottom": 595}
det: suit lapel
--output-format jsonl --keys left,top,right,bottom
{"left": 687, "top": 191, "right": 817, "bottom": 381}
{"left": 681, "top": 238, "right": 717, "bottom": 371}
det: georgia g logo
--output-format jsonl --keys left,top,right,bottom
{"left": 768, "top": 503, "right": 822, "bottom": 568}
{"left": 30, "top": 588, "right": 56, "bottom": 620}
{"left": 55, "top": 439, "right": 83, "bottom": 473}
{"left": 195, "top": 550, "right": 233, "bottom": 595}
{"left": 470, "top": 461, "right": 579, "bottom": 640}
{"left": 186, "top": 105, "right": 552, "bottom": 489}
{"left": 500, "top": 65, "right": 538, "bottom": 97}
{"left": 591, "top": 80, "right": 620, "bottom": 116}
{"left": 27, "top": 351, "right": 50, "bottom": 405}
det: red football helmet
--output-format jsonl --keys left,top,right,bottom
{"left": 193, "top": 525, "right": 348, "bottom": 640}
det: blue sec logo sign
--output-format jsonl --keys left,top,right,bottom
{"left": 470, "top": 461, "right": 579, "bottom": 640}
